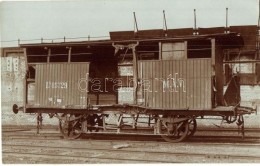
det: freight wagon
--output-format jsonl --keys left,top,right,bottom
{"left": 13, "top": 30, "right": 256, "bottom": 142}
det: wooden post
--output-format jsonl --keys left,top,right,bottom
{"left": 102, "top": 114, "right": 106, "bottom": 131}
{"left": 163, "top": 10, "right": 168, "bottom": 37}
{"left": 212, "top": 38, "right": 224, "bottom": 106}
{"left": 159, "top": 42, "right": 162, "bottom": 60}
{"left": 132, "top": 46, "right": 137, "bottom": 104}
{"left": 47, "top": 48, "right": 51, "bottom": 63}
{"left": 117, "top": 114, "right": 123, "bottom": 133}
{"left": 184, "top": 41, "right": 188, "bottom": 59}
{"left": 225, "top": 8, "right": 229, "bottom": 33}
{"left": 131, "top": 42, "right": 139, "bottom": 104}
{"left": 68, "top": 47, "right": 72, "bottom": 62}
{"left": 154, "top": 119, "right": 161, "bottom": 134}
{"left": 258, "top": 0, "right": 260, "bottom": 59}
{"left": 23, "top": 48, "right": 28, "bottom": 112}
{"left": 193, "top": 9, "right": 198, "bottom": 35}
{"left": 133, "top": 12, "right": 139, "bottom": 33}
{"left": 211, "top": 39, "right": 216, "bottom": 76}
{"left": 131, "top": 114, "right": 135, "bottom": 129}
{"left": 211, "top": 39, "right": 216, "bottom": 107}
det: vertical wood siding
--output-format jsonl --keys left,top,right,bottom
{"left": 35, "top": 63, "right": 90, "bottom": 108}
{"left": 138, "top": 59, "right": 212, "bottom": 110}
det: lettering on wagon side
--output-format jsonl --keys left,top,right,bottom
{"left": 46, "top": 81, "right": 68, "bottom": 89}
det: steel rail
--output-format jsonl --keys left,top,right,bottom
{"left": 3, "top": 144, "right": 260, "bottom": 163}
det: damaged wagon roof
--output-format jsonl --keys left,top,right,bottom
{"left": 19, "top": 31, "right": 244, "bottom": 49}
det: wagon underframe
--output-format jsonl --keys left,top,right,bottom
{"left": 20, "top": 104, "right": 253, "bottom": 116}
{"left": 13, "top": 104, "right": 255, "bottom": 142}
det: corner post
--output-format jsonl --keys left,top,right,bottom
{"left": 130, "top": 42, "right": 139, "bottom": 104}
{"left": 23, "top": 48, "right": 28, "bottom": 112}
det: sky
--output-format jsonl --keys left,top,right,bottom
{"left": 0, "top": 0, "right": 259, "bottom": 47}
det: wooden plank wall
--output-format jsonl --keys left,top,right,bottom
{"left": 35, "top": 63, "right": 90, "bottom": 108}
{"left": 138, "top": 59, "right": 212, "bottom": 109}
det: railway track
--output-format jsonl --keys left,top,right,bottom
{"left": 3, "top": 132, "right": 260, "bottom": 144}
{"left": 3, "top": 137, "right": 260, "bottom": 150}
{"left": 3, "top": 130, "right": 260, "bottom": 144}
{"left": 3, "top": 125, "right": 260, "bottom": 132}
{"left": 3, "top": 126, "right": 260, "bottom": 163}
{"left": 3, "top": 136, "right": 260, "bottom": 146}
{"left": 3, "top": 142, "right": 260, "bottom": 163}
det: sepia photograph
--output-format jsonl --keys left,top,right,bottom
{"left": 1, "top": 0, "right": 260, "bottom": 163}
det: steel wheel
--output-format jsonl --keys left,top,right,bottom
{"left": 187, "top": 118, "right": 197, "bottom": 138}
{"left": 161, "top": 120, "right": 189, "bottom": 143}
{"left": 59, "top": 114, "right": 82, "bottom": 139}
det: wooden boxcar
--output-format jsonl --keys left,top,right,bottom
{"left": 13, "top": 30, "right": 256, "bottom": 142}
